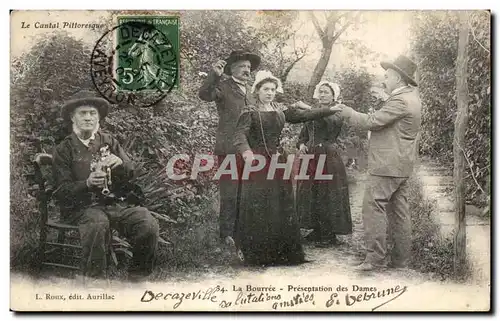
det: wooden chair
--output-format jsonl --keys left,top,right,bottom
{"left": 32, "top": 153, "right": 132, "bottom": 274}
{"left": 32, "top": 152, "right": 174, "bottom": 277}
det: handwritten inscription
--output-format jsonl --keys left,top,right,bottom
{"left": 139, "top": 284, "right": 408, "bottom": 311}
{"left": 271, "top": 293, "right": 315, "bottom": 310}
{"left": 219, "top": 291, "right": 282, "bottom": 308}
{"left": 140, "top": 286, "right": 223, "bottom": 309}
{"left": 325, "top": 285, "right": 408, "bottom": 311}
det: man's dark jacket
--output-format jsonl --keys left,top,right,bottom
{"left": 52, "top": 131, "right": 139, "bottom": 214}
{"left": 198, "top": 71, "right": 253, "bottom": 155}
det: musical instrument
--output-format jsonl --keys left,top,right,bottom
{"left": 90, "top": 144, "right": 113, "bottom": 196}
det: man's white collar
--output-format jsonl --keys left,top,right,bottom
{"left": 73, "top": 123, "right": 99, "bottom": 147}
{"left": 391, "top": 86, "right": 408, "bottom": 95}
{"left": 232, "top": 76, "right": 247, "bottom": 86}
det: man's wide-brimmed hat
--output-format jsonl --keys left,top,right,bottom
{"left": 61, "top": 90, "right": 109, "bottom": 122}
{"left": 380, "top": 55, "right": 418, "bottom": 87}
{"left": 224, "top": 50, "right": 261, "bottom": 75}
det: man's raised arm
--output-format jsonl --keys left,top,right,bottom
{"left": 198, "top": 59, "right": 226, "bottom": 102}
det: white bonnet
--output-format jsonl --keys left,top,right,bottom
{"left": 251, "top": 70, "right": 284, "bottom": 94}
{"left": 313, "top": 81, "right": 341, "bottom": 101}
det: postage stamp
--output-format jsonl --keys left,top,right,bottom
{"left": 90, "top": 16, "right": 179, "bottom": 107}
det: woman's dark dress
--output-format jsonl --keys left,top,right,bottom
{"left": 233, "top": 103, "right": 337, "bottom": 266}
{"left": 296, "top": 111, "right": 353, "bottom": 242}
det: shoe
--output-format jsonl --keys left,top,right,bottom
{"left": 353, "top": 261, "right": 386, "bottom": 272}
{"left": 237, "top": 249, "right": 245, "bottom": 263}
{"left": 80, "top": 276, "right": 111, "bottom": 288}
{"left": 224, "top": 236, "right": 236, "bottom": 248}
{"left": 300, "top": 228, "right": 314, "bottom": 239}
{"left": 350, "top": 259, "right": 366, "bottom": 266}
{"left": 388, "top": 261, "right": 409, "bottom": 269}
{"left": 128, "top": 273, "right": 150, "bottom": 283}
{"left": 314, "top": 238, "right": 338, "bottom": 248}
{"left": 314, "top": 241, "right": 333, "bottom": 248}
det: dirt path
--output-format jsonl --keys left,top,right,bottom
{"left": 11, "top": 167, "right": 490, "bottom": 311}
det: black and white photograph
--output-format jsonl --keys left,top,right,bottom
{"left": 9, "top": 9, "right": 491, "bottom": 311}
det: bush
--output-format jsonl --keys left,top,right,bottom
{"left": 410, "top": 11, "right": 491, "bottom": 206}
{"left": 10, "top": 146, "right": 39, "bottom": 271}
{"left": 408, "top": 175, "right": 471, "bottom": 281}
{"left": 10, "top": 31, "right": 221, "bottom": 270}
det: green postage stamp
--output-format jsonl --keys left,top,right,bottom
{"left": 91, "top": 15, "right": 179, "bottom": 107}
{"left": 115, "top": 16, "right": 179, "bottom": 91}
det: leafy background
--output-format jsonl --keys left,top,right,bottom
{"left": 11, "top": 11, "right": 490, "bottom": 278}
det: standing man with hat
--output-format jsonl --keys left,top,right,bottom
{"left": 332, "top": 55, "right": 422, "bottom": 271}
{"left": 198, "top": 50, "right": 261, "bottom": 248}
{"left": 52, "top": 90, "right": 159, "bottom": 281}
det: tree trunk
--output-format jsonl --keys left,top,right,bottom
{"left": 280, "top": 55, "right": 306, "bottom": 84}
{"left": 306, "top": 44, "right": 333, "bottom": 100}
{"left": 453, "top": 11, "right": 470, "bottom": 278}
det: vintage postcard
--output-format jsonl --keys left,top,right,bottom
{"left": 10, "top": 10, "right": 491, "bottom": 312}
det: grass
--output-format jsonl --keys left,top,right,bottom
{"left": 407, "top": 175, "right": 472, "bottom": 281}
{"left": 11, "top": 164, "right": 472, "bottom": 283}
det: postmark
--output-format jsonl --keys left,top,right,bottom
{"left": 90, "top": 16, "right": 179, "bottom": 108}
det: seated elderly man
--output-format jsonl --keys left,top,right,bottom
{"left": 52, "top": 90, "right": 159, "bottom": 281}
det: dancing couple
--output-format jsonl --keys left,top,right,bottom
{"left": 199, "top": 50, "right": 421, "bottom": 271}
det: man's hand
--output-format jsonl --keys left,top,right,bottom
{"left": 242, "top": 150, "right": 255, "bottom": 163}
{"left": 291, "top": 101, "right": 312, "bottom": 110}
{"left": 86, "top": 170, "right": 107, "bottom": 188}
{"left": 102, "top": 154, "right": 123, "bottom": 169}
{"left": 212, "top": 60, "right": 227, "bottom": 77}
{"left": 330, "top": 103, "right": 347, "bottom": 113}
{"left": 298, "top": 143, "right": 308, "bottom": 154}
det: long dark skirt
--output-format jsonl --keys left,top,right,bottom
{"left": 296, "top": 145, "right": 352, "bottom": 241}
{"left": 235, "top": 155, "right": 306, "bottom": 266}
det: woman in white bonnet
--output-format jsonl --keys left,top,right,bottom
{"left": 296, "top": 81, "right": 353, "bottom": 247}
{"left": 233, "top": 71, "right": 341, "bottom": 266}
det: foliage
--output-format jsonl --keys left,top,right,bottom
{"left": 253, "top": 11, "right": 311, "bottom": 82}
{"left": 407, "top": 176, "right": 471, "bottom": 281}
{"left": 10, "top": 143, "right": 39, "bottom": 270}
{"left": 10, "top": 31, "right": 95, "bottom": 268}
{"left": 105, "top": 98, "right": 218, "bottom": 225}
{"left": 410, "top": 11, "right": 491, "bottom": 206}
{"left": 306, "top": 11, "right": 362, "bottom": 99}
{"left": 333, "top": 67, "right": 374, "bottom": 113}
{"left": 10, "top": 31, "right": 220, "bottom": 269}
{"left": 13, "top": 12, "right": 466, "bottom": 277}
{"left": 179, "top": 11, "right": 264, "bottom": 96}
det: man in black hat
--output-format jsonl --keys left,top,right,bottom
{"left": 52, "top": 90, "right": 159, "bottom": 281}
{"left": 332, "top": 55, "right": 422, "bottom": 271}
{"left": 198, "top": 50, "right": 261, "bottom": 248}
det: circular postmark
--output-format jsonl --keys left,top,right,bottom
{"left": 91, "top": 21, "right": 178, "bottom": 108}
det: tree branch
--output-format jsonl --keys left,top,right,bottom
{"left": 455, "top": 138, "right": 486, "bottom": 194}
{"left": 280, "top": 54, "right": 306, "bottom": 83}
{"left": 292, "top": 32, "right": 309, "bottom": 58}
{"left": 331, "top": 12, "right": 361, "bottom": 43}
{"left": 331, "top": 12, "right": 348, "bottom": 26}
{"left": 309, "top": 12, "right": 325, "bottom": 39}
{"left": 463, "top": 164, "right": 490, "bottom": 180}
{"left": 468, "top": 15, "right": 490, "bottom": 53}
